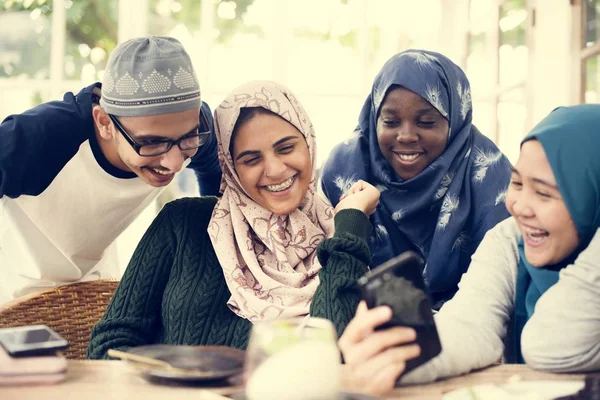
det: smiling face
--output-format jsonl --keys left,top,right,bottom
{"left": 102, "top": 107, "right": 201, "bottom": 187}
{"left": 505, "top": 140, "right": 580, "bottom": 267}
{"left": 231, "top": 110, "right": 312, "bottom": 215}
{"left": 376, "top": 86, "right": 449, "bottom": 181}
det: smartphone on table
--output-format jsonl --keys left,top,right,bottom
{"left": 357, "top": 251, "right": 441, "bottom": 376}
{"left": 0, "top": 325, "right": 69, "bottom": 357}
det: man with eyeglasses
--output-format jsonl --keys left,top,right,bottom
{"left": 0, "top": 36, "right": 222, "bottom": 303}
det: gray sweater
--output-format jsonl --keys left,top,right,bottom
{"left": 403, "top": 218, "right": 600, "bottom": 384}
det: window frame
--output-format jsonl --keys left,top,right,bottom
{"left": 464, "top": 0, "right": 533, "bottom": 162}
{"left": 573, "top": 0, "right": 600, "bottom": 103}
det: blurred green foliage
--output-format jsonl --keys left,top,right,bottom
{"left": 0, "top": 0, "right": 258, "bottom": 80}
{"left": 1, "top": 0, "right": 118, "bottom": 78}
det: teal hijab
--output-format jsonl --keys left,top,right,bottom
{"left": 507, "top": 104, "right": 600, "bottom": 363}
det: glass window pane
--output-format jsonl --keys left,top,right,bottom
{"left": 149, "top": 0, "right": 202, "bottom": 35}
{"left": 288, "top": 0, "right": 362, "bottom": 94}
{"left": 0, "top": 3, "right": 52, "bottom": 79}
{"left": 497, "top": 86, "right": 526, "bottom": 164}
{"left": 467, "top": 32, "right": 495, "bottom": 97}
{"left": 64, "top": 0, "right": 118, "bottom": 81}
{"left": 466, "top": 0, "right": 496, "bottom": 97}
{"left": 0, "top": 87, "right": 53, "bottom": 117}
{"left": 209, "top": 0, "right": 270, "bottom": 93}
{"left": 0, "top": 1, "right": 117, "bottom": 81}
{"left": 584, "top": 54, "right": 600, "bottom": 103}
{"left": 149, "top": 0, "right": 269, "bottom": 93}
{"left": 584, "top": 0, "right": 600, "bottom": 48}
{"left": 282, "top": 0, "right": 444, "bottom": 95}
{"left": 365, "top": 0, "right": 442, "bottom": 82}
{"left": 499, "top": 0, "right": 528, "bottom": 87}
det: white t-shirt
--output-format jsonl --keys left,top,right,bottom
{"left": 0, "top": 141, "right": 162, "bottom": 303}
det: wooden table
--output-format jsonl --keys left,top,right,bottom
{"left": 0, "top": 360, "right": 585, "bottom": 400}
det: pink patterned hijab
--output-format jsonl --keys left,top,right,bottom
{"left": 208, "top": 81, "right": 335, "bottom": 322}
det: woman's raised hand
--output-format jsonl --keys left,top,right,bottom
{"left": 338, "top": 302, "right": 421, "bottom": 396}
{"left": 335, "top": 180, "right": 380, "bottom": 216}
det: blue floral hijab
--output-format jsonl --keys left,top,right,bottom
{"left": 320, "top": 50, "right": 512, "bottom": 305}
{"left": 508, "top": 105, "right": 600, "bottom": 363}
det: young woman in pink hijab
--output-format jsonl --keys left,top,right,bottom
{"left": 88, "top": 81, "right": 380, "bottom": 358}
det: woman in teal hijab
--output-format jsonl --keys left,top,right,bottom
{"left": 337, "top": 105, "right": 600, "bottom": 395}
{"left": 508, "top": 104, "right": 600, "bottom": 363}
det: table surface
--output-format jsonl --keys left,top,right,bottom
{"left": 0, "top": 360, "right": 586, "bottom": 400}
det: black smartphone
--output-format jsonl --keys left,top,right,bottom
{"left": 0, "top": 325, "right": 69, "bottom": 357}
{"left": 357, "top": 251, "right": 441, "bottom": 376}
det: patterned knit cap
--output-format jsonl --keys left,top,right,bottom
{"left": 100, "top": 36, "right": 201, "bottom": 117}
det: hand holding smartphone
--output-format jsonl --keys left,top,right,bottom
{"left": 357, "top": 251, "right": 441, "bottom": 376}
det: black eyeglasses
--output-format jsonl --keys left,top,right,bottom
{"left": 108, "top": 112, "right": 210, "bottom": 157}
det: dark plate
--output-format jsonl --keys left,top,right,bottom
{"left": 230, "top": 392, "right": 380, "bottom": 400}
{"left": 125, "top": 345, "right": 245, "bottom": 382}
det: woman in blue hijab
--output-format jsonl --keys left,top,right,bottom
{"left": 337, "top": 105, "right": 600, "bottom": 396}
{"left": 508, "top": 104, "right": 600, "bottom": 364}
{"left": 321, "top": 50, "right": 513, "bottom": 306}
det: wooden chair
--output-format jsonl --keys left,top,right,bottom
{"left": 0, "top": 279, "right": 119, "bottom": 359}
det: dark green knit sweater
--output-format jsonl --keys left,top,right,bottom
{"left": 87, "top": 196, "right": 372, "bottom": 359}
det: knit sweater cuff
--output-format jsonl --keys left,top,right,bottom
{"left": 334, "top": 209, "right": 372, "bottom": 241}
